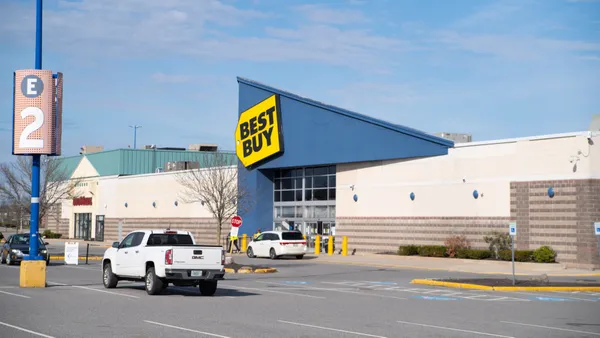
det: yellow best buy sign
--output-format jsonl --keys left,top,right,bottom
{"left": 235, "top": 94, "right": 283, "bottom": 167}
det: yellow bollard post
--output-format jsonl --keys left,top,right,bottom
{"left": 315, "top": 235, "right": 321, "bottom": 255}
{"left": 328, "top": 236, "right": 333, "bottom": 255}
{"left": 342, "top": 236, "right": 348, "bottom": 256}
{"left": 242, "top": 234, "right": 247, "bottom": 253}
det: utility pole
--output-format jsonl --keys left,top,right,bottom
{"left": 129, "top": 125, "right": 141, "bottom": 149}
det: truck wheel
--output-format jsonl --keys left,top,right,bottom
{"left": 199, "top": 280, "right": 217, "bottom": 296}
{"left": 145, "top": 266, "right": 164, "bottom": 295}
{"left": 247, "top": 247, "right": 255, "bottom": 258}
{"left": 103, "top": 263, "right": 118, "bottom": 288}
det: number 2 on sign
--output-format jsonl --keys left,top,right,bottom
{"left": 19, "top": 107, "right": 44, "bottom": 148}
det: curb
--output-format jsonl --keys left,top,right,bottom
{"left": 224, "top": 267, "right": 277, "bottom": 274}
{"left": 315, "top": 260, "right": 600, "bottom": 277}
{"left": 411, "top": 279, "right": 600, "bottom": 292}
{"left": 50, "top": 256, "right": 103, "bottom": 261}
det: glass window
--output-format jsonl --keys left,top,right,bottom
{"left": 281, "top": 206, "right": 295, "bottom": 218}
{"left": 313, "top": 188, "right": 328, "bottom": 200}
{"left": 329, "top": 188, "right": 336, "bottom": 200}
{"left": 294, "top": 178, "right": 303, "bottom": 190}
{"left": 295, "top": 207, "right": 303, "bottom": 218}
{"left": 328, "top": 165, "right": 336, "bottom": 175}
{"left": 280, "top": 169, "right": 292, "bottom": 178}
{"left": 281, "top": 178, "right": 293, "bottom": 190}
{"left": 120, "top": 233, "right": 136, "bottom": 248}
{"left": 274, "top": 191, "right": 280, "bottom": 202}
{"left": 304, "top": 206, "right": 314, "bottom": 218}
{"left": 295, "top": 190, "right": 303, "bottom": 202}
{"left": 274, "top": 179, "right": 281, "bottom": 190}
{"left": 281, "top": 190, "right": 295, "bottom": 202}
{"left": 282, "top": 232, "right": 304, "bottom": 240}
{"left": 292, "top": 169, "right": 303, "bottom": 177}
{"left": 314, "top": 166, "right": 328, "bottom": 175}
{"left": 328, "top": 176, "right": 336, "bottom": 188}
{"left": 131, "top": 232, "right": 145, "bottom": 246}
{"left": 313, "top": 176, "right": 327, "bottom": 188}
{"left": 305, "top": 168, "right": 314, "bottom": 176}
{"left": 315, "top": 206, "right": 328, "bottom": 218}
{"left": 305, "top": 177, "right": 312, "bottom": 189}
{"left": 304, "top": 189, "right": 312, "bottom": 201}
{"left": 329, "top": 206, "right": 336, "bottom": 218}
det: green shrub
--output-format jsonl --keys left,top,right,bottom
{"left": 484, "top": 231, "right": 511, "bottom": 259}
{"left": 444, "top": 235, "right": 471, "bottom": 258}
{"left": 498, "top": 249, "right": 533, "bottom": 262}
{"left": 398, "top": 245, "right": 419, "bottom": 256}
{"left": 533, "top": 246, "right": 557, "bottom": 263}
{"left": 418, "top": 245, "right": 447, "bottom": 257}
{"left": 456, "top": 249, "right": 492, "bottom": 260}
{"left": 42, "top": 230, "right": 62, "bottom": 239}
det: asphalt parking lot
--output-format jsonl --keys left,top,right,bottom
{"left": 1, "top": 256, "right": 599, "bottom": 338}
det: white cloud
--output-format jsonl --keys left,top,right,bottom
{"left": 294, "top": 4, "right": 369, "bottom": 25}
{"left": 0, "top": 0, "right": 409, "bottom": 70}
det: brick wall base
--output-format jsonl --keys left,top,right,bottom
{"left": 336, "top": 217, "right": 509, "bottom": 254}
{"left": 337, "top": 179, "right": 600, "bottom": 270}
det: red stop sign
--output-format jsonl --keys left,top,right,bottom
{"left": 231, "top": 215, "right": 242, "bottom": 227}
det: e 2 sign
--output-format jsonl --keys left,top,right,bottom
{"left": 235, "top": 94, "right": 283, "bottom": 167}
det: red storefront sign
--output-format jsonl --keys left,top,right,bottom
{"left": 73, "top": 196, "right": 92, "bottom": 206}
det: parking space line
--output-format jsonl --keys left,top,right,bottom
{"left": 144, "top": 320, "right": 231, "bottom": 338}
{"left": 234, "top": 286, "right": 326, "bottom": 299}
{"left": 71, "top": 285, "right": 140, "bottom": 299}
{"left": 256, "top": 281, "right": 407, "bottom": 300}
{"left": 0, "top": 290, "right": 31, "bottom": 299}
{"left": 278, "top": 320, "right": 388, "bottom": 338}
{"left": 0, "top": 286, "right": 16, "bottom": 289}
{"left": 500, "top": 321, "right": 600, "bottom": 336}
{"left": 505, "top": 291, "right": 597, "bottom": 302}
{"left": 396, "top": 320, "right": 515, "bottom": 338}
{"left": 0, "top": 320, "right": 55, "bottom": 338}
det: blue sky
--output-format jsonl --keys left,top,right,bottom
{"left": 0, "top": 0, "right": 599, "bottom": 163}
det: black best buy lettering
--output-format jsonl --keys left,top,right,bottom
{"left": 239, "top": 106, "right": 276, "bottom": 157}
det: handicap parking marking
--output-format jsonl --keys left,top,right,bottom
{"left": 319, "top": 280, "right": 531, "bottom": 302}
{"left": 531, "top": 296, "right": 576, "bottom": 302}
{"left": 411, "top": 295, "right": 459, "bottom": 301}
{"left": 281, "top": 281, "right": 311, "bottom": 285}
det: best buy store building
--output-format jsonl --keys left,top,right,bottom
{"left": 50, "top": 77, "right": 600, "bottom": 269}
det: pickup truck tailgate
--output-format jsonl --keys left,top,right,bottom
{"left": 173, "top": 247, "right": 222, "bottom": 269}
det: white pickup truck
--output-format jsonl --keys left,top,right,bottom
{"left": 102, "top": 229, "right": 225, "bottom": 295}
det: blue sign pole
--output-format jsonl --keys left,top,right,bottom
{"left": 26, "top": 0, "right": 44, "bottom": 261}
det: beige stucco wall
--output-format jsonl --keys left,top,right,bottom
{"left": 337, "top": 133, "right": 600, "bottom": 218}
{"left": 61, "top": 158, "right": 230, "bottom": 238}
{"left": 97, "top": 170, "right": 216, "bottom": 219}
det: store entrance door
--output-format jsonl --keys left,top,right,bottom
{"left": 74, "top": 213, "right": 92, "bottom": 240}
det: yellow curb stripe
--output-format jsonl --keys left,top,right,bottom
{"left": 411, "top": 279, "right": 600, "bottom": 292}
{"left": 253, "top": 268, "right": 277, "bottom": 273}
{"left": 224, "top": 268, "right": 235, "bottom": 273}
{"left": 50, "top": 256, "right": 103, "bottom": 260}
{"left": 316, "top": 260, "right": 600, "bottom": 277}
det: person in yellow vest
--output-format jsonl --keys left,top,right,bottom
{"left": 253, "top": 229, "right": 261, "bottom": 240}
{"left": 228, "top": 232, "right": 240, "bottom": 253}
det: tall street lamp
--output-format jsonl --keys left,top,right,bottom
{"left": 129, "top": 125, "right": 141, "bottom": 149}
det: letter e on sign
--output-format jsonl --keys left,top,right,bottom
{"left": 13, "top": 69, "right": 62, "bottom": 155}
{"left": 234, "top": 94, "right": 283, "bottom": 167}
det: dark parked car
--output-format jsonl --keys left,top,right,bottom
{"left": 1, "top": 233, "right": 50, "bottom": 265}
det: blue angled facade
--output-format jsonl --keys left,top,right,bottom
{"left": 236, "top": 77, "right": 454, "bottom": 236}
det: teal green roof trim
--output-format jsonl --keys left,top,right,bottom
{"left": 53, "top": 156, "right": 82, "bottom": 178}
{"left": 53, "top": 149, "right": 237, "bottom": 178}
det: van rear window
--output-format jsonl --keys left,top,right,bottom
{"left": 282, "top": 232, "right": 304, "bottom": 240}
{"left": 147, "top": 234, "right": 194, "bottom": 246}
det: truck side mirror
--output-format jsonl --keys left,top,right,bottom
{"left": 112, "top": 241, "right": 119, "bottom": 248}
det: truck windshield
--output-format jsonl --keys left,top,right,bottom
{"left": 147, "top": 234, "right": 194, "bottom": 246}
{"left": 282, "top": 232, "right": 304, "bottom": 240}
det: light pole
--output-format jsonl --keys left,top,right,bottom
{"left": 129, "top": 125, "right": 141, "bottom": 149}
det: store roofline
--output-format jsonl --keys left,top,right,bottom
{"left": 453, "top": 131, "right": 599, "bottom": 148}
{"left": 237, "top": 76, "right": 455, "bottom": 148}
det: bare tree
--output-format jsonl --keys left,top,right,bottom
{"left": 174, "top": 152, "right": 253, "bottom": 246}
{"left": 0, "top": 156, "right": 80, "bottom": 230}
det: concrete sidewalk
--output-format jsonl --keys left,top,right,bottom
{"left": 305, "top": 252, "right": 600, "bottom": 277}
